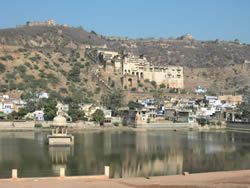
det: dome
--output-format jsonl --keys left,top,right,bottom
{"left": 53, "top": 115, "right": 67, "bottom": 126}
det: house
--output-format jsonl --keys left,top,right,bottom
{"left": 3, "top": 95, "right": 9, "bottom": 99}
{"left": 80, "top": 104, "right": 99, "bottom": 120}
{"left": 103, "top": 109, "right": 112, "bottom": 124}
{"left": 135, "top": 107, "right": 149, "bottom": 124}
{"left": 195, "top": 87, "right": 207, "bottom": 94}
{"left": 56, "top": 102, "right": 69, "bottom": 116}
{"left": 39, "top": 92, "right": 49, "bottom": 99}
{"left": 218, "top": 95, "right": 243, "bottom": 105}
{"left": 165, "top": 108, "right": 176, "bottom": 121}
{"left": 13, "top": 99, "right": 26, "bottom": 112}
{"left": 2, "top": 100, "right": 14, "bottom": 114}
{"left": 33, "top": 110, "right": 44, "bottom": 120}
{"left": 176, "top": 111, "right": 190, "bottom": 122}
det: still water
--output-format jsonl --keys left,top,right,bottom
{"left": 0, "top": 130, "right": 250, "bottom": 178}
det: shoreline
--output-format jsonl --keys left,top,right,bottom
{"left": 0, "top": 169, "right": 250, "bottom": 188}
{"left": 1, "top": 120, "right": 250, "bottom": 133}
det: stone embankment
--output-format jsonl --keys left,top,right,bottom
{"left": 227, "top": 122, "right": 250, "bottom": 131}
{"left": 0, "top": 121, "right": 100, "bottom": 130}
{"left": 136, "top": 122, "right": 198, "bottom": 129}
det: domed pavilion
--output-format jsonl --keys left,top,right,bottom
{"left": 47, "top": 114, "right": 74, "bottom": 145}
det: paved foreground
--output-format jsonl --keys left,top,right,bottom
{"left": 1, "top": 170, "right": 250, "bottom": 188}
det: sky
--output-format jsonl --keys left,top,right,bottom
{"left": 0, "top": 0, "right": 249, "bottom": 43}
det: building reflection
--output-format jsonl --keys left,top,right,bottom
{"left": 107, "top": 131, "right": 184, "bottom": 178}
{"left": 49, "top": 146, "right": 74, "bottom": 174}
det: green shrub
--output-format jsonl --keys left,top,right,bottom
{"left": 151, "top": 81, "right": 157, "bottom": 88}
{"left": 0, "top": 63, "right": 6, "bottom": 74}
{"left": 16, "top": 65, "right": 26, "bottom": 73}
{"left": 60, "top": 88, "right": 68, "bottom": 94}
{"left": 113, "top": 122, "right": 119, "bottom": 126}
{"left": 34, "top": 65, "right": 39, "bottom": 70}
{"left": 131, "top": 87, "right": 136, "bottom": 92}
{"left": 147, "top": 118, "right": 150, "bottom": 123}
{"left": 138, "top": 83, "right": 143, "bottom": 87}
{"left": 144, "top": 79, "right": 149, "bottom": 83}
{"left": 197, "top": 118, "right": 207, "bottom": 126}
{"left": 0, "top": 56, "right": 7, "bottom": 61}
{"left": 216, "top": 121, "right": 222, "bottom": 126}
{"left": 160, "top": 83, "right": 166, "bottom": 88}
{"left": 24, "top": 62, "right": 33, "bottom": 69}
{"left": 95, "top": 87, "right": 101, "bottom": 94}
{"left": 35, "top": 124, "right": 42, "bottom": 128}
{"left": 5, "top": 55, "right": 14, "bottom": 61}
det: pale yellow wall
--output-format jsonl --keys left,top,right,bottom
{"left": 122, "top": 55, "right": 184, "bottom": 88}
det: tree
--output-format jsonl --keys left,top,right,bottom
{"left": 151, "top": 81, "right": 157, "bottom": 88}
{"left": 18, "top": 108, "right": 28, "bottom": 118}
{"left": 128, "top": 101, "right": 143, "bottom": 110}
{"left": 101, "top": 90, "right": 124, "bottom": 116}
{"left": 43, "top": 100, "right": 57, "bottom": 120}
{"left": 152, "top": 89, "right": 164, "bottom": 106}
{"left": 7, "top": 114, "right": 14, "bottom": 120}
{"left": 68, "top": 103, "right": 85, "bottom": 122}
{"left": 159, "top": 83, "right": 166, "bottom": 88}
{"left": 92, "top": 109, "right": 104, "bottom": 124}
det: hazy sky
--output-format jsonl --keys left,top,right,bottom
{"left": 1, "top": 0, "right": 249, "bottom": 43}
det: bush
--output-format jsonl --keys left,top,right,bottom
{"left": 169, "top": 88, "right": 177, "bottom": 93}
{"left": 216, "top": 121, "right": 222, "bottom": 126}
{"left": 24, "top": 62, "right": 33, "bottom": 69}
{"left": 131, "top": 87, "right": 136, "bottom": 92}
{"left": 95, "top": 87, "right": 101, "bottom": 94}
{"left": 160, "top": 83, "right": 166, "bottom": 88}
{"left": 34, "top": 65, "right": 39, "bottom": 69}
{"left": 16, "top": 65, "right": 26, "bottom": 73}
{"left": 60, "top": 88, "right": 68, "bottom": 94}
{"left": 138, "top": 83, "right": 143, "bottom": 87}
{"left": 5, "top": 55, "right": 14, "bottom": 61}
{"left": 151, "top": 81, "right": 157, "bottom": 88}
{"left": 147, "top": 118, "right": 150, "bottom": 123}
{"left": 197, "top": 118, "right": 207, "bottom": 126}
{"left": 0, "top": 63, "right": 6, "bottom": 74}
{"left": 35, "top": 124, "right": 42, "bottom": 128}
{"left": 7, "top": 114, "right": 14, "bottom": 120}
{"left": 144, "top": 79, "right": 149, "bottom": 83}
{"left": 202, "top": 72, "right": 207, "bottom": 77}
{"left": 113, "top": 122, "right": 119, "bottom": 126}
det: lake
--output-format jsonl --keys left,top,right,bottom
{"left": 0, "top": 129, "right": 250, "bottom": 178}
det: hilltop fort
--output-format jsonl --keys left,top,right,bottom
{"left": 16, "top": 19, "right": 68, "bottom": 28}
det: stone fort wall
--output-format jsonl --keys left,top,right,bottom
{"left": 16, "top": 20, "right": 68, "bottom": 28}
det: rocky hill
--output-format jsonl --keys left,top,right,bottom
{"left": 0, "top": 23, "right": 250, "bottom": 102}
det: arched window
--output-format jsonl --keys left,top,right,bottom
{"left": 140, "top": 72, "right": 143, "bottom": 78}
{"left": 128, "top": 78, "right": 133, "bottom": 87}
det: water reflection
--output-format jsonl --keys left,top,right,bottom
{"left": 0, "top": 130, "right": 250, "bottom": 178}
{"left": 49, "top": 146, "right": 73, "bottom": 175}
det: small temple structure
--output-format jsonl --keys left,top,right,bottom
{"left": 47, "top": 114, "right": 74, "bottom": 145}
